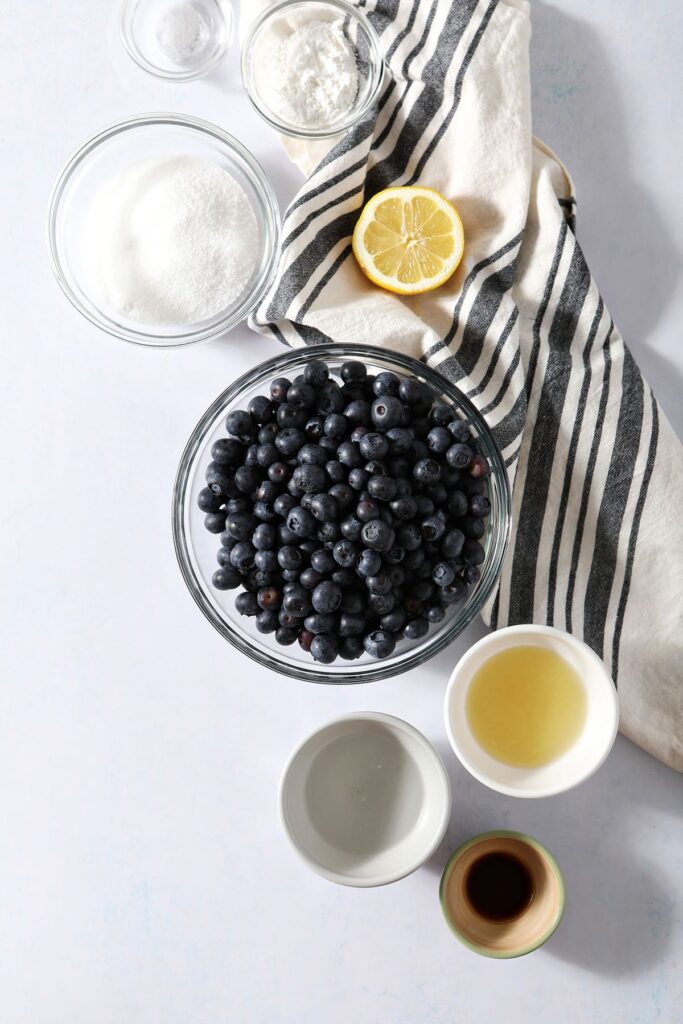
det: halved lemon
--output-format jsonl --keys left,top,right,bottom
{"left": 352, "top": 186, "right": 464, "bottom": 295}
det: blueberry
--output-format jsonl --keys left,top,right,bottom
{"left": 332, "top": 539, "right": 358, "bottom": 568}
{"left": 411, "top": 417, "right": 431, "bottom": 440}
{"left": 235, "top": 591, "right": 259, "bottom": 616}
{"left": 226, "top": 511, "right": 256, "bottom": 540}
{"left": 373, "top": 371, "right": 400, "bottom": 397}
{"left": 464, "top": 565, "right": 481, "bottom": 584}
{"left": 429, "top": 403, "right": 454, "bottom": 427}
{"left": 359, "top": 433, "right": 390, "bottom": 461}
{"left": 366, "top": 572, "right": 392, "bottom": 595}
{"left": 252, "top": 524, "right": 276, "bottom": 550}
{"left": 421, "top": 515, "right": 445, "bottom": 542}
{"left": 368, "top": 476, "right": 397, "bottom": 502}
{"left": 441, "top": 578, "right": 468, "bottom": 605}
{"left": 323, "top": 413, "right": 347, "bottom": 439}
{"left": 270, "top": 377, "right": 292, "bottom": 403}
{"left": 364, "top": 460, "right": 387, "bottom": 478}
{"left": 230, "top": 541, "right": 256, "bottom": 572}
{"left": 356, "top": 498, "right": 380, "bottom": 522}
{"left": 275, "top": 428, "right": 306, "bottom": 456}
{"left": 232, "top": 466, "right": 257, "bottom": 495}
{"left": 259, "top": 422, "right": 279, "bottom": 444}
{"left": 248, "top": 395, "right": 274, "bottom": 424}
{"left": 303, "top": 360, "right": 329, "bottom": 387}
{"left": 415, "top": 495, "right": 435, "bottom": 516}
{"left": 350, "top": 426, "right": 369, "bottom": 444}
{"left": 403, "top": 617, "right": 429, "bottom": 640}
{"left": 305, "top": 415, "right": 326, "bottom": 441}
{"left": 216, "top": 546, "right": 234, "bottom": 567}
{"left": 255, "top": 549, "right": 278, "bottom": 573}
{"left": 295, "top": 444, "right": 324, "bottom": 467}
{"left": 226, "top": 409, "right": 255, "bottom": 440}
{"left": 340, "top": 515, "right": 363, "bottom": 542}
{"left": 446, "top": 490, "right": 468, "bottom": 518}
{"left": 469, "top": 454, "right": 490, "bottom": 479}
{"left": 255, "top": 609, "right": 279, "bottom": 633}
{"left": 469, "top": 494, "right": 491, "bottom": 518}
{"left": 462, "top": 516, "right": 486, "bottom": 540}
{"left": 308, "top": 493, "right": 338, "bottom": 522}
{"left": 389, "top": 496, "right": 416, "bottom": 521}
{"left": 304, "top": 613, "right": 337, "bottom": 634}
{"left": 447, "top": 419, "right": 471, "bottom": 442}
{"left": 397, "top": 523, "right": 421, "bottom": 551}
{"left": 338, "top": 613, "right": 365, "bottom": 637}
{"left": 432, "top": 561, "right": 455, "bottom": 587}
{"left": 204, "top": 512, "right": 226, "bottom": 533}
{"left": 339, "top": 636, "right": 364, "bottom": 660}
{"left": 363, "top": 630, "right": 396, "bottom": 659}
{"left": 371, "top": 395, "right": 403, "bottom": 430}
{"left": 293, "top": 464, "right": 326, "bottom": 494}
{"left": 463, "top": 539, "right": 485, "bottom": 565}
{"left": 426, "top": 604, "right": 446, "bottom": 623}
{"left": 211, "top": 437, "right": 244, "bottom": 466}
{"left": 343, "top": 400, "right": 371, "bottom": 426}
{"left": 446, "top": 443, "right": 473, "bottom": 469}
{"left": 384, "top": 546, "right": 405, "bottom": 566}
{"left": 332, "top": 568, "right": 355, "bottom": 587}
{"left": 395, "top": 377, "right": 420, "bottom": 404}
{"left": 413, "top": 578, "right": 434, "bottom": 602}
{"left": 341, "top": 361, "right": 367, "bottom": 384}
{"left": 440, "top": 529, "right": 464, "bottom": 560}
{"left": 311, "top": 549, "right": 336, "bottom": 574}
{"left": 317, "top": 381, "right": 345, "bottom": 414}
{"left": 317, "top": 523, "right": 340, "bottom": 544}
{"left": 287, "top": 383, "right": 316, "bottom": 411}
{"left": 409, "top": 439, "right": 429, "bottom": 462}
{"left": 341, "top": 589, "right": 366, "bottom": 614}
{"left": 427, "top": 427, "right": 452, "bottom": 454}
{"left": 461, "top": 475, "right": 487, "bottom": 496}
{"left": 357, "top": 549, "right": 382, "bottom": 577}
{"left": 253, "top": 443, "right": 277, "bottom": 469}
{"left": 298, "top": 629, "right": 314, "bottom": 652}
{"left": 300, "top": 567, "right": 323, "bottom": 590}
{"left": 402, "top": 549, "right": 425, "bottom": 572}
{"left": 257, "top": 586, "right": 282, "bottom": 610}
{"left": 277, "top": 403, "right": 307, "bottom": 429}
{"left": 282, "top": 569, "right": 300, "bottom": 583}
{"left": 381, "top": 608, "right": 407, "bottom": 632}
{"left": 337, "top": 441, "right": 363, "bottom": 468}
{"left": 283, "top": 585, "right": 311, "bottom": 617}
{"left": 348, "top": 468, "right": 368, "bottom": 491}
{"left": 329, "top": 483, "right": 354, "bottom": 509}
{"left": 197, "top": 487, "right": 223, "bottom": 513}
{"left": 361, "top": 519, "right": 395, "bottom": 552}
{"left": 212, "top": 567, "right": 241, "bottom": 590}
{"left": 286, "top": 506, "right": 317, "bottom": 538}
{"left": 312, "top": 581, "right": 343, "bottom": 614}
{"left": 277, "top": 546, "right": 303, "bottom": 571}
{"left": 311, "top": 634, "right": 338, "bottom": 664}
{"left": 273, "top": 494, "right": 297, "bottom": 519}
{"left": 385, "top": 427, "right": 413, "bottom": 454}
{"left": 278, "top": 524, "right": 298, "bottom": 544}
{"left": 275, "top": 626, "right": 299, "bottom": 646}
{"left": 413, "top": 458, "right": 441, "bottom": 485}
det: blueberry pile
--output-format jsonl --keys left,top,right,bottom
{"left": 198, "top": 359, "right": 491, "bottom": 665}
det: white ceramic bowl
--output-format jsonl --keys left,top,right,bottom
{"left": 444, "top": 625, "right": 619, "bottom": 798}
{"left": 280, "top": 713, "right": 451, "bottom": 886}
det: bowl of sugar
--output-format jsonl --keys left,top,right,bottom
{"left": 241, "top": 0, "right": 384, "bottom": 139}
{"left": 46, "top": 113, "right": 281, "bottom": 347}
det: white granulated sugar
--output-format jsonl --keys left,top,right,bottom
{"left": 156, "top": 2, "right": 210, "bottom": 64}
{"left": 82, "top": 155, "right": 259, "bottom": 326}
{"left": 267, "top": 19, "right": 359, "bottom": 128}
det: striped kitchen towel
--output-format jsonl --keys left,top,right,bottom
{"left": 246, "top": 0, "right": 683, "bottom": 771}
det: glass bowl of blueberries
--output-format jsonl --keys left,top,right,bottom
{"left": 173, "top": 344, "right": 511, "bottom": 683}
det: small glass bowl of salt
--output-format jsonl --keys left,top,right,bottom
{"left": 120, "top": 0, "right": 233, "bottom": 80}
{"left": 241, "top": 0, "right": 384, "bottom": 139}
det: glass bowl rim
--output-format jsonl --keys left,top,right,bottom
{"left": 240, "top": 0, "right": 385, "bottom": 140}
{"left": 172, "top": 342, "right": 512, "bottom": 683}
{"left": 45, "top": 112, "right": 282, "bottom": 348}
{"left": 119, "top": 0, "right": 234, "bottom": 81}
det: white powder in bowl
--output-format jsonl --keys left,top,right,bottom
{"left": 156, "top": 2, "right": 211, "bottom": 65}
{"left": 82, "top": 155, "right": 259, "bottom": 326}
{"left": 260, "top": 19, "right": 359, "bottom": 129}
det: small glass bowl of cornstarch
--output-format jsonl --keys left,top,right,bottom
{"left": 241, "top": 0, "right": 384, "bottom": 138}
{"left": 120, "top": 0, "right": 233, "bottom": 80}
{"left": 46, "top": 113, "right": 281, "bottom": 347}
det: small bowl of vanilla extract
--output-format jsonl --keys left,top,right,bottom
{"left": 440, "top": 830, "right": 565, "bottom": 958}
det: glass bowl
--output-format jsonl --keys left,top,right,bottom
{"left": 241, "top": 0, "right": 384, "bottom": 139}
{"left": 172, "top": 344, "right": 511, "bottom": 683}
{"left": 46, "top": 113, "right": 281, "bottom": 348}
{"left": 120, "top": 0, "right": 233, "bottom": 81}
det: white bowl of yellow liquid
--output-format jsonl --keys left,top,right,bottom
{"left": 444, "top": 625, "right": 619, "bottom": 798}
{"left": 280, "top": 713, "right": 452, "bottom": 886}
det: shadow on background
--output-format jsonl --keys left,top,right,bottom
{"left": 531, "top": 1, "right": 682, "bottom": 434}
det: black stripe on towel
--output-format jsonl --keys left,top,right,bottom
{"left": 545, "top": 296, "right": 605, "bottom": 626}
{"left": 565, "top": 325, "right": 614, "bottom": 632}
{"left": 467, "top": 308, "right": 519, "bottom": 399}
{"left": 611, "top": 388, "right": 659, "bottom": 681}
{"left": 436, "top": 263, "right": 516, "bottom": 383}
{"left": 507, "top": 240, "right": 592, "bottom": 624}
{"left": 525, "top": 221, "right": 568, "bottom": 401}
{"left": 583, "top": 346, "right": 646, "bottom": 659}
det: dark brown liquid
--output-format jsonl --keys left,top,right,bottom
{"left": 465, "top": 852, "right": 534, "bottom": 921}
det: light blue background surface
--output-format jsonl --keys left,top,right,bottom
{"left": 1, "top": 1, "right": 681, "bottom": 1021}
